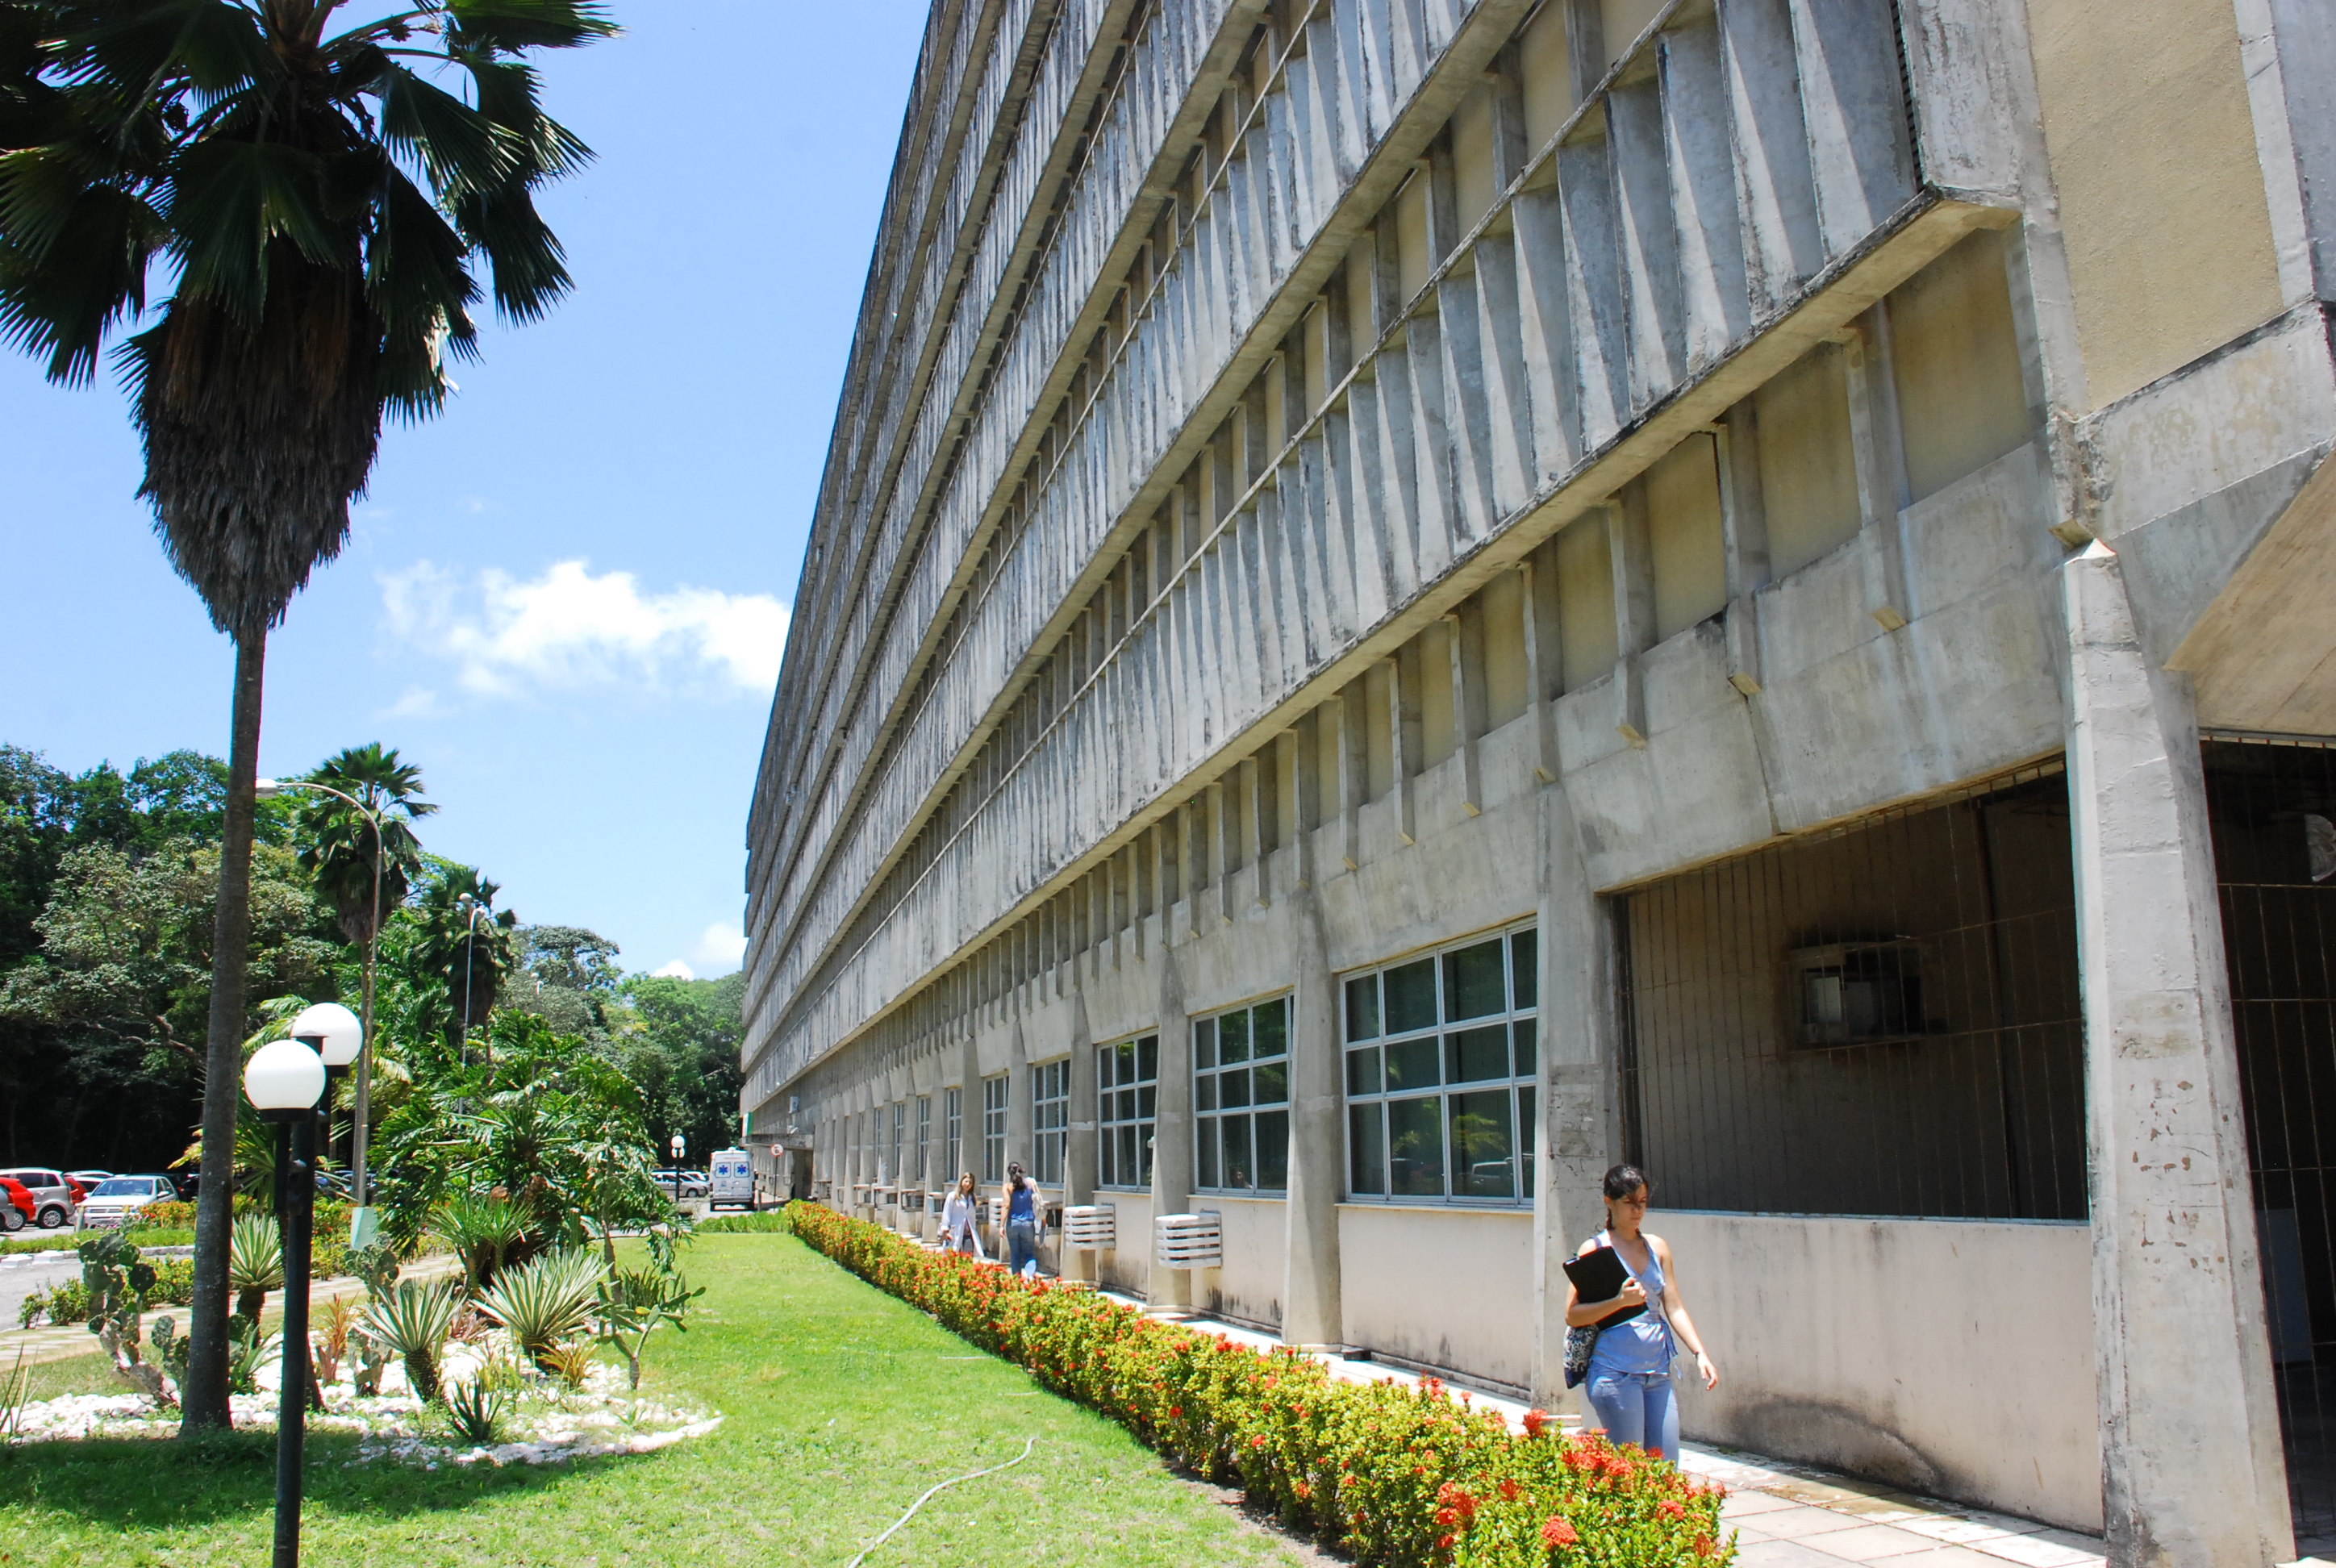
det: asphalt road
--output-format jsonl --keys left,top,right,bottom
{"left": 0, "top": 1249, "right": 83, "bottom": 1332}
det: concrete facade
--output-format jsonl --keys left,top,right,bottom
{"left": 742, "top": 1, "right": 2336, "bottom": 1559}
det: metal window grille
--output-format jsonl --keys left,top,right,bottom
{"left": 1615, "top": 765, "right": 2085, "bottom": 1220}
{"left": 1195, "top": 997, "right": 1291, "bottom": 1192}
{"left": 1344, "top": 926, "right": 1539, "bottom": 1203}
{"left": 944, "top": 1086, "right": 963, "bottom": 1183}
{"left": 2204, "top": 736, "right": 2336, "bottom": 1552}
{"left": 1032, "top": 1060, "right": 1069, "bottom": 1184}
{"left": 982, "top": 1074, "right": 1008, "bottom": 1182}
{"left": 1098, "top": 1033, "right": 1160, "bottom": 1190}
{"left": 916, "top": 1095, "right": 932, "bottom": 1185}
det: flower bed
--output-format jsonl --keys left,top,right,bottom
{"left": 790, "top": 1204, "right": 1730, "bottom": 1567}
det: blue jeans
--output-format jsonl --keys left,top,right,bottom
{"left": 1583, "top": 1366, "right": 1678, "bottom": 1459}
{"left": 1007, "top": 1220, "right": 1041, "bottom": 1274}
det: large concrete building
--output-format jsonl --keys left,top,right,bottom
{"left": 740, "top": 0, "right": 2336, "bottom": 1560}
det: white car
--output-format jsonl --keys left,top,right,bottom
{"left": 75, "top": 1175, "right": 179, "bottom": 1231}
{"left": 707, "top": 1150, "right": 756, "bottom": 1210}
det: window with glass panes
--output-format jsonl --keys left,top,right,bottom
{"left": 944, "top": 1086, "right": 963, "bottom": 1182}
{"left": 1097, "top": 1034, "right": 1158, "bottom": 1189}
{"left": 890, "top": 1102, "right": 904, "bottom": 1183}
{"left": 1032, "top": 1061, "right": 1068, "bottom": 1184}
{"left": 915, "top": 1096, "right": 931, "bottom": 1185}
{"left": 1345, "top": 927, "right": 1537, "bottom": 1203}
{"left": 982, "top": 1074, "right": 1007, "bottom": 1182}
{"left": 1195, "top": 997, "right": 1291, "bottom": 1193}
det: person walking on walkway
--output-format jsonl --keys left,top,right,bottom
{"left": 1001, "top": 1161, "right": 1045, "bottom": 1278}
{"left": 1564, "top": 1163, "right": 1719, "bottom": 1460}
{"left": 940, "top": 1172, "right": 985, "bottom": 1258}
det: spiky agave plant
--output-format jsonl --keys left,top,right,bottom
{"left": 432, "top": 1191, "right": 529, "bottom": 1291}
{"left": 226, "top": 1215, "right": 282, "bottom": 1324}
{"left": 0, "top": 0, "right": 615, "bottom": 1433}
{"left": 474, "top": 1249, "right": 603, "bottom": 1373}
{"left": 361, "top": 1278, "right": 460, "bottom": 1402}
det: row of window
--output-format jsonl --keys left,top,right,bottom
{"left": 842, "top": 926, "right": 1537, "bottom": 1205}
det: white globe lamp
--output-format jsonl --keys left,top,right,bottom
{"left": 289, "top": 1002, "right": 363, "bottom": 1069}
{"left": 244, "top": 1037, "right": 326, "bottom": 1123}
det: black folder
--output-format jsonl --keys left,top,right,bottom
{"left": 1562, "top": 1245, "right": 1646, "bottom": 1327}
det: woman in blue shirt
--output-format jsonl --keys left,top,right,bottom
{"left": 1563, "top": 1163, "right": 1720, "bottom": 1460}
{"left": 1000, "top": 1161, "right": 1045, "bottom": 1277}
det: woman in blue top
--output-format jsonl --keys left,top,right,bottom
{"left": 1563, "top": 1164, "right": 1719, "bottom": 1460}
{"left": 1001, "top": 1161, "right": 1045, "bottom": 1277}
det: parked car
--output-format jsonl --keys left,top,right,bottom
{"left": 0, "top": 1177, "right": 35, "bottom": 1232}
{"left": 652, "top": 1168, "right": 710, "bottom": 1199}
{"left": 67, "top": 1170, "right": 115, "bottom": 1191}
{"left": 75, "top": 1174, "right": 181, "bottom": 1231}
{"left": 0, "top": 1168, "right": 85, "bottom": 1228}
{"left": 707, "top": 1149, "right": 756, "bottom": 1211}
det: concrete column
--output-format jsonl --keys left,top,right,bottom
{"left": 1005, "top": 1007, "right": 1032, "bottom": 1182}
{"left": 1066, "top": 986, "right": 1099, "bottom": 1283}
{"left": 957, "top": 1028, "right": 982, "bottom": 1188}
{"left": 2063, "top": 543, "right": 2292, "bottom": 1568}
{"left": 1281, "top": 885, "right": 1345, "bottom": 1347}
{"left": 1150, "top": 942, "right": 1195, "bottom": 1309}
{"left": 1529, "top": 778, "right": 1627, "bottom": 1412}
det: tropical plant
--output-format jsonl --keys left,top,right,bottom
{"left": 540, "top": 1338, "right": 592, "bottom": 1391}
{"left": 226, "top": 1214, "right": 282, "bottom": 1324}
{"left": 443, "top": 1370, "right": 508, "bottom": 1445}
{"left": 294, "top": 745, "right": 434, "bottom": 949}
{"left": 0, "top": 0, "right": 615, "bottom": 1431}
{"left": 77, "top": 1231, "right": 173, "bottom": 1407}
{"left": 409, "top": 864, "right": 517, "bottom": 1056}
{"left": 475, "top": 1248, "right": 603, "bottom": 1373}
{"left": 433, "top": 1191, "right": 530, "bottom": 1291}
{"left": 361, "top": 1278, "right": 460, "bottom": 1403}
{"left": 225, "top": 1316, "right": 277, "bottom": 1397}
{"left": 596, "top": 1229, "right": 700, "bottom": 1391}
{"left": 0, "top": 1345, "right": 30, "bottom": 1439}
{"left": 313, "top": 1293, "right": 357, "bottom": 1386}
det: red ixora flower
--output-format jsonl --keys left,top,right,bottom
{"left": 1521, "top": 1407, "right": 1550, "bottom": 1438}
{"left": 1250, "top": 1435, "right": 1267, "bottom": 1449}
{"left": 1693, "top": 1535, "right": 1720, "bottom": 1558}
{"left": 1437, "top": 1533, "right": 1456, "bottom": 1550}
{"left": 1541, "top": 1515, "right": 1580, "bottom": 1548}
{"left": 1658, "top": 1499, "right": 1687, "bottom": 1520}
{"left": 1497, "top": 1478, "right": 1521, "bottom": 1502}
{"left": 1168, "top": 1406, "right": 1183, "bottom": 1417}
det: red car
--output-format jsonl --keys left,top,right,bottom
{"left": 0, "top": 1177, "right": 34, "bottom": 1232}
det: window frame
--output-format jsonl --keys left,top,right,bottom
{"left": 1032, "top": 1059, "right": 1069, "bottom": 1185}
{"left": 1193, "top": 995, "right": 1292, "bottom": 1196}
{"left": 1342, "top": 924, "right": 1539, "bottom": 1207}
{"left": 915, "top": 1095, "right": 932, "bottom": 1186}
{"left": 943, "top": 1086, "right": 963, "bottom": 1185}
{"left": 981, "top": 1074, "right": 1008, "bottom": 1183}
{"left": 1096, "top": 1032, "right": 1160, "bottom": 1191}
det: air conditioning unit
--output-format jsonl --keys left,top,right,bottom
{"left": 1787, "top": 940, "right": 1929, "bottom": 1048}
{"left": 1063, "top": 1204, "right": 1116, "bottom": 1250}
{"left": 900, "top": 1191, "right": 927, "bottom": 1214}
{"left": 1154, "top": 1211, "right": 1223, "bottom": 1269}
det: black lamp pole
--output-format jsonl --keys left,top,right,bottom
{"left": 261, "top": 1066, "right": 331, "bottom": 1568}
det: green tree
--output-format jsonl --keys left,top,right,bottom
{"left": 609, "top": 971, "right": 745, "bottom": 1165}
{"left": 501, "top": 924, "right": 620, "bottom": 1040}
{"left": 0, "top": 0, "right": 614, "bottom": 1431}
{"left": 407, "top": 861, "right": 516, "bottom": 1061}
{"left": 294, "top": 744, "right": 433, "bottom": 949}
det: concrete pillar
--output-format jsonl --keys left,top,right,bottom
{"left": 1150, "top": 942, "right": 1195, "bottom": 1309}
{"left": 957, "top": 1028, "right": 981, "bottom": 1188}
{"left": 1005, "top": 1007, "right": 1032, "bottom": 1182}
{"left": 2063, "top": 543, "right": 2292, "bottom": 1568}
{"left": 1529, "top": 778, "right": 1627, "bottom": 1412}
{"left": 1066, "top": 986, "right": 1099, "bottom": 1283}
{"left": 1282, "top": 886, "right": 1345, "bottom": 1346}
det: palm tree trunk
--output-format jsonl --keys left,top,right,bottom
{"left": 179, "top": 623, "right": 266, "bottom": 1435}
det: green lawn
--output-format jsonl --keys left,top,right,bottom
{"left": 0, "top": 1232, "right": 1322, "bottom": 1566}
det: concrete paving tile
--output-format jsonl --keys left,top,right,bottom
{"left": 1793, "top": 1524, "right": 1946, "bottom": 1560}
{"left": 1723, "top": 1491, "right": 1804, "bottom": 1517}
{"left": 1737, "top": 1541, "right": 1877, "bottom": 1567}
{"left": 1746, "top": 1506, "right": 1870, "bottom": 1541}
{"left": 1894, "top": 1515, "right": 2048, "bottom": 1547}
{"left": 1879, "top": 1549, "right": 2046, "bottom": 1568}
{"left": 1967, "top": 1534, "right": 2102, "bottom": 1568}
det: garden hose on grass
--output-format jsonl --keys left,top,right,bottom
{"left": 844, "top": 1436, "right": 1036, "bottom": 1566}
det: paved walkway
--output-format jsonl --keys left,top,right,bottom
{"left": 0, "top": 1253, "right": 461, "bottom": 1369}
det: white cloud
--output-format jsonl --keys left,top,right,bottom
{"left": 378, "top": 685, "right": 441, "bottom": 719}
{"left": 652, "top": 959, "right": 696, "bottom": 979}
{"left": 381, "top": 559, "right": 790, "bottom": 697}
{"left": 691, "top": 921, "right": 747, "bottom": 972}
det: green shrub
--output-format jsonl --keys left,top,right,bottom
{"left": 18, "top": 1279, "right": 91, "bottom": 1328}
{"left": 696, "top": 1211, "right": 792, "bottom": 1233}
{"left": 790, "top": 1205, "right": 1733, "bottom": 1568}
{"left": 475, "top": 1249, "right": 604, "bottom": 1372}
{"left": 362, "top": 1278, "right": 461, "bottom": 1402}
{"left": 227, "top": 1216, "right": 282, "bottom": 1322}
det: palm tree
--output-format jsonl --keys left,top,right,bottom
{"left": 0, "top": 0, "right": 615, "bottom": 1433}
{"left": 294, "top": 742, "right": 433, "bottom": 1193}
{"left": 411, "top": 862, "right": 515, "bottom": 1061}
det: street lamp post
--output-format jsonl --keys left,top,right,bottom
{"left": 457, "top": 895, "right": 494, "bottom": 1071}
{"left": 257, "top": 778, "right": 386, "bottom": 1248}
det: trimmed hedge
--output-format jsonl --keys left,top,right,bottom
{"left": 790, "top": 1204, "right": 1731, "bottom": 1567}
{"left": 18, "top": 1258, "right": 196, "bottom": 1328}
{"left": 696, "top": 1211, "right": 793, "bottom": 1234}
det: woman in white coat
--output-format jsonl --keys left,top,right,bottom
{"left": 939, "top": 1171, "right": 985, "bottom": 1258}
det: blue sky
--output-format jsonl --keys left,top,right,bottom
{"left": 0, "top": 2, "right": 930, "bottom": 980}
